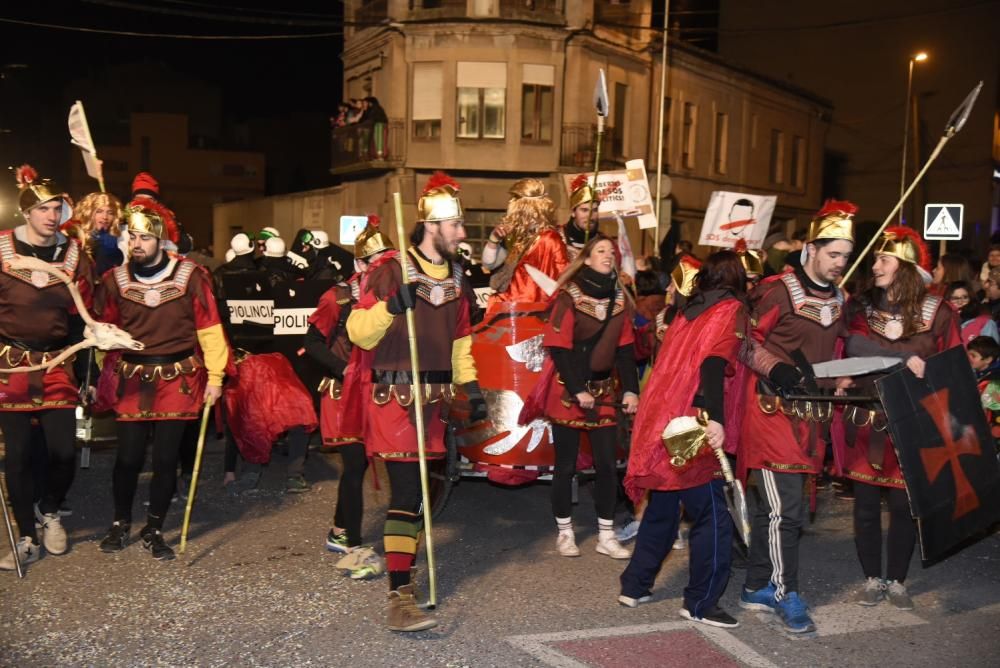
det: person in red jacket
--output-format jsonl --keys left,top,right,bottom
{"left": 839, "top": 227, "right": 961, "bottom": 610}
{"left": 619, "top": 250, "right": 748, "bottom": 627}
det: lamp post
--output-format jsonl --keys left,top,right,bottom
{"left": 900, "top": 51, "right": 927, "bottom": 225}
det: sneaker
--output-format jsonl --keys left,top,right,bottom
{"left": 854, "top": 577, "right": 885, "bottom": 606}
{"left": 285, "top": 475, "right": 311, "bottom": 494}
{"left": 99, "top": 522, "right": 131, "bottom": 553}
{"left": 140, "top": 527, "right": 176, "bottom": 561}
{"left": 739, "top": 582, "right": 778, "bottom": 613}
{"left": 672, "top": 527, "right": 689, "bottom": 551}
{"left": 556, "top": 532, "right": 580, "bottom": 557}
{"left": 326, "top": 529, "right": 352, "bottom": 554}
{"left": 350, "top": 551, "right": 386, "bottom": 580}
{"left": 618, "top": 593, "right": 652, "bottom": 608}
{"left": 833, "top": 480, "right": 855, "bottom": 501}
{"left": 35, "top": 505, "right": 68, "bottom": 555}
{"left": 615, "top": 518, "right": 640, "bottom": 543}
{"left": 387, "top": 584, "right": 437, "bottom": 632}
{"left": 227, "top": 469, "right": 261, "bottom": 496}
{"left": 775, "top": 592, "right": 816, "bottom": 634}
{"left": 680, "top": 605, "right": 740, "bottom": 629}
{"left": 0, "top": 537, "right": 41, "bottom": 571}
{"left": 885, "top": 580, "right": 914, "bottom": 610}
{"left": 596, "top": 533, "right": 632, "bottom": 559}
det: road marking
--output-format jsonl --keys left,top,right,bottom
{"left": 507, "top": 620, "right": 777, "bottom": 668}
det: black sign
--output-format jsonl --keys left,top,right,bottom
{"left": 876, "top": 346, "right": 1000, "bottom": 564}
{"left": 271, "top": 278, "right": 336, "bottom": 391}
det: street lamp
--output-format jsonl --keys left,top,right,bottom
{"left": 900, "top": 51, "right": 928, "bottom": 224}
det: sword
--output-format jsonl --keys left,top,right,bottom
{"left": 812, "top": 356, "right": 902, "bottom": 378}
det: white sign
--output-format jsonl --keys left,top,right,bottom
{"left": 273, "top": 307, "right": 315, "bottom": 336}
{"left": 227, "top": 299, "right": 273, "bottom": 325}
{"left": 561, "top": 159, "right": 656, "bottom": 230}
{"left": 340, "top": 215, "right": 368, "bottom": 246}
{"left": 698, "top": 191, "right": 777, "bottom": 249}
{"left": 924, "top": 203, "right": 963, "bottom": 240}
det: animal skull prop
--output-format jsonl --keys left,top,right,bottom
{"left": 0, "top": 255, "right": 144, "bottom": 373}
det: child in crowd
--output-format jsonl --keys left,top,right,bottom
{"left": 968, "top": 336, "right": 1000, "bottom": 454}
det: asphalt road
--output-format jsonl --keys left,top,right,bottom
{"left": 2, "top": 438, "right": 999, "bottom": 667}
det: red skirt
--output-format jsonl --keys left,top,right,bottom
{"left": 0, "top": 362, "right": 77, "bottom": 412}
{"left": 543, "top": 375, "right": 619, "bottom": 431}
{"left": 739, "top": 383, "right": 819, "bottom": 475}
{"left": 842, "top": 419, "right": 905, "bottom": 489}
{"left": 112, "top": 369, "right": 207, "bottom": 421}
{"left": 364, "top": 399, "right": 445, "bottom": 461}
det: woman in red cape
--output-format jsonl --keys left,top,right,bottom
{"left": 619, "top": 250, "right": 749, "bottom": 629}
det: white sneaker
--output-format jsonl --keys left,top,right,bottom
{"left": 618, "top": 594, "right": 652, "bottom": 608}
{"left": 556, "top": 531, "right": 580, "bottom": 557}
{"left": 615, "top": 518, "right": 641, "bottom": 543}
{"left": 596, "top": 533, "right": 632, "bottom": 559}
{"left": 35, "top": 505, "right": 68, "bottom": 555}
{"left": 0, "top": 537, "right": 41, "bottom": 571}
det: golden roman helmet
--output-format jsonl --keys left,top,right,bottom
{"left": 734, "top": 240, "right": 764, "bottom": 277}
{"left": 354, "top": 214, "right": 394, "bottom": 259}
{"left": 417, "top": 171, "right": 463, "bottom": 223}
{"left": 805, "top": 199, "right": 858, "bottom": 245}
{"left": 670, "top": 254, "right": 702, "bottom": 297}
{"left": 874, "top": 226, "right": 933, "bottom": 281}
{"left": 14, "top": 164, "right": 73, "bottom": 225}
{"left": 125, "top": 202, "right": 168, "bottom": 239}
{"left": 568, "top": 173, "right": 596, "bottom": 210}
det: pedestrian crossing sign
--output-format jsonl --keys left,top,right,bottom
{"left": 924, "top": 203, "right": 963, "bottom": 240}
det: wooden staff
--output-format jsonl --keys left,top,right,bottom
{"left": 179, "top": 399, "right": 213, "bottom": 554}
{"left": 392, "top": 191, "right": 438, "bottom": 608}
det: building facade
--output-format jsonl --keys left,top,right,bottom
{"left": 214, "top": 0, "right": 830, "bottom": 256}
{"left": 69, "top": 112, "right": 265, "bottom": 248}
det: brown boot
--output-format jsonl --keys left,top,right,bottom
{"left": 387, "top": 584, "right": 437, "bottom": 632}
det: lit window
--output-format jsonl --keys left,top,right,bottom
{"left": 457, "top": 62, "right": 507, "bottom": 140}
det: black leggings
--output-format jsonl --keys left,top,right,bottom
{"left": 113, "top": 420, "right": 188, "bottom": 527}
{"left": 0, "top": 410, "right": 76, "bottom": 540}
{"left": 551, "top": 425, "right": 618, "bottom": 520}
{"left": 333, "top": 442, "right": 368, "bottom": 547}
{"left": 853, "top": 481, "right": 916, "bottom": 583}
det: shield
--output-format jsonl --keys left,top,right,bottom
{"left": 220, "top": 271, "right": 274, "bottom": 353}
{"left": 271, "top": 278, "right": 336, "bottom": 391}
{"left": 876, "top": 345, "right": 1000, "bottom": 564}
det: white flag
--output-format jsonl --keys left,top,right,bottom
{"left": 68, "top": 101, "right": 104, "bottom": 185}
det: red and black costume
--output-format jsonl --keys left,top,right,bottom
{"left": 524, "top": 267, "right": 639, "bottom": 529}
{"left": 621, "top": 290, "right": 748, "bottom": 618}
{"left": 96, "top": 252, "right": 229, "bottom": 537}
{"left": 839, "top": 228, "right": 961, "bottom": 589}
{"left": 0, "top": 226, "right": 93, "bottom": 554}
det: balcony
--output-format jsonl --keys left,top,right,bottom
{"left": 330, "top": 119, "right": 406, "bottom": 176}
{"left": 559, "top": 122, "right": 622, "bottom": 170}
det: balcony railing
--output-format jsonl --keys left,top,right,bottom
{"left": 331, "top": 119, "right": 406, "bottom": 175}
{"left": 560, "top": 122, "right": 619, "bottom": 169}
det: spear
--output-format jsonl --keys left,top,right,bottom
{"left": 392, "top": 191, "right": 438, "bottom": 609}
{"left": 587, "top": 68, "right": 610, "bottom": 245}
{"left": 840, "top": 81, "right": 983, "bottom": 286}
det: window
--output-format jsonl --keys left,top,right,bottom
{"left": 413, "top": 62, "right": 443, "bottom": 139}
{"left": 791, "top": 135, "right": 807, "bottom": 189}
{"left": 457, "top": 62, "right": 507, "bottom": 139}
{"left": 521, "top": 64, "right": 555, "bottom": 143}
{"left": 612, "top": 82, "right": 627, "bottom": 157}
{"left": 714, "top": 112, "right": 729, "bottom": 175}
{"left": 770, "top": 129, "right": 785, "bottom": 184}
{"left": 462, "top": 209, "right": 505, "bottom": 257}
{"left": 682, "top": 102, "right": 697, "bottom": 169}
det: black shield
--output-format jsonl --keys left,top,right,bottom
{"left": 272, "top": 278, "right": 336, "bottom": 391}
{"left": 220, "top": 271, "right": 274, "bottom": 353}
{"left": 876, "top": 345, "right": 1000, "bottom": 564}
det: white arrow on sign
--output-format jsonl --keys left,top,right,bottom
{"left": 923, "top": 203, "right": 963, "bottom": 240}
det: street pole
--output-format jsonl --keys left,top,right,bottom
{"left": 654, "top": 0, "right": 670, "bottom": 251}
